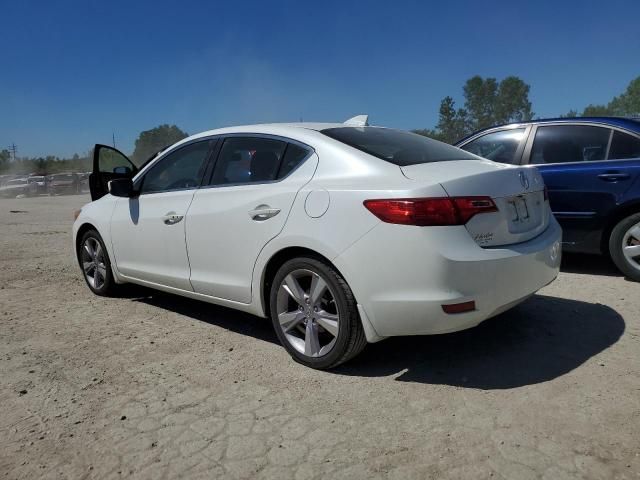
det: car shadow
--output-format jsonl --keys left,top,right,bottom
{"left": 561, "top": 252, "right": 621, "bottom": 277}
{"left": 128, "top": 287, "right": 279, "bottom": 345}
{"left": 334, "top": 294, "right": 624, "bottom": 388}
{"left": 127, "top": 288, "right": 624, "bottom": 390}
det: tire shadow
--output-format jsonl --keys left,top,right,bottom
{"left": 334, "top": 294, "right": 624, "bottom": 389}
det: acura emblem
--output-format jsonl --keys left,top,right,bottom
{"left": 519, "top": 171, "right": 530, "bottom": 190}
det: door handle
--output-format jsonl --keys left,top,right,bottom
{"left": 248, "top": 205, "right": 281, "bottom": 221}
{"left": 598, "top": 172, "right": 630, "bottom": 182}
{"left": 162, "top": 212, "right": 184, "bottom": 225}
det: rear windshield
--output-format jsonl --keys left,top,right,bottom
{"left": 321, "top": 127, "right": 479, "bottom": 166}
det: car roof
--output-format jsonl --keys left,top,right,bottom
{"left": 159, "top": 122, "right": 387, "bottom": 157}
{"left": 456, "top": 116, "right": 640, "bottom": 144}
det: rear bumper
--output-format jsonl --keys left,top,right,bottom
{"left": 333, "top": 217, "right": 562, "bottom": 338}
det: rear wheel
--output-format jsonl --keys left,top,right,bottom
{"left": 78, "top": 229, "right": 119, "bottom": 296}
{"left": 269, "top": 257, "right": 367, "bottom": 369}
{"left": 609, "top": 212, "right": 640, "bottom": 282}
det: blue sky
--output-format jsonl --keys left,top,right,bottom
{"left": 1, "top": 0, "right": 639, "bottom": 158}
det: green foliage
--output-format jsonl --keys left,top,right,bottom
{"left": 435, "top": 96, "right": 468, "bottom": 144}
{"left": 0, "top": 150, "right": 10, "bottom": 170}
{"left": 132, "top": 124, "right": 188, "bottom": 165}
{"left": 562, "top": 76, "right": 640, "bottom": 118}
{"left": 0, "top": 152, "right": 92, "bottom": 175}
{"left": 609, "top": 77, "right": 640, "bottom": 116}
{"left": 414, "top": 76, "right": 533, "bottom": 144}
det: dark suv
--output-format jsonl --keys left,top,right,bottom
{"left": 456, "top": 117, "right": 640, "bottom": 280}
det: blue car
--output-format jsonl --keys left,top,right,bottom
{"left": 456, "top": 117, "right": 640, "bottom": 280}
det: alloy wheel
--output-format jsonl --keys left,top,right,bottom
{"left": 81, "top": 237, "right": 107, "bottom": 290}
{"left": 622, "top": 221, "right": 640, "bottom": 273}
{"left": 275, "top": 269, "right": 340, "bottom": 358}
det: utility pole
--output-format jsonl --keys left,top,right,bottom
{"left": 7, "top": 143, "right": 17, "bottom": 161}
{"left": 112, "top": 132, "right": 116, "bottom": 148}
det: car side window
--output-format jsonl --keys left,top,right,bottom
{"left": 529, "top": 125, "right": 611, "bottom": 164}
{"left": 210, "top": 137, "right": 287, "bottom": 185}
{"left": 460, "top": 128, "right": 526, "bottom": 164}
{"left": 140, "top": 140, "right": 213, "bottom": 194}
{"left": 608, "top": 131, "right": 640, "bottom": 160}
{"left": 277, "top": 143, "right": 310, "bottom": 178}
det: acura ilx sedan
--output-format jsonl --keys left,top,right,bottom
{"left": 74, "top": 115, "right": 561, "bottom": 369}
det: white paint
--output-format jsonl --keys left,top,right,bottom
{"left": 74, "top": 121, "right": 561, "bottom": 344}
{"left": 304, "top": 189, "right": 330, "bottom": 218}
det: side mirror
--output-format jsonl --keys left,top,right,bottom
{"left": 108, "top": 178, "right": 135, "bottom": 197}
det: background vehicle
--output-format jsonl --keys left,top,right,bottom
{"left": 456, "top": 117, "right": 640, "bottom": 281}
{"left": 28, "top": 175, "right": 47, "bottom": 194}
{"left": 75, "top": 118, "right": 560, "bottom": 369}
{"left": 0, "top": 177, "right": 37, "bottom": 198}
{"left": 48, "top": 172, "right": 81, "bottom": 195}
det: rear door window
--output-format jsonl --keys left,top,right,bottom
{"left": 608, "top": 131, "right": 640, "bottom": 160}
{"left": 529, "top": 125, "right": 611, "bottom": 164}
{"left": 460, "top": 128, "right": 527, "bottom": 164}
{"left": 277, "top": 143, "right": 311, "bottom": 178}
{"left": 210, "top": 137, "right": 311, "bottom": 185}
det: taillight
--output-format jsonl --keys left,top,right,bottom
{"left": 363, "top": 197, "right": 497, "bottom": 226}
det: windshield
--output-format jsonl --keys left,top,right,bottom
{"left": 321, "top": 127, "right": 479, "bottom": 166}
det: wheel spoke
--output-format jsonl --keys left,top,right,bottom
{"left": 83, "top": 261, "right": 94, "bottom": 274}
{"left": 623, "top": 244, "right": 640, "bottom": 259}
{"left": 97, "top": 264, "right": 107, "bottom": 281}
{"left": 628, "top": 224, "right": 640, "bottom": 241}
{"left": 94, "top": 242, "right": 103, "bottom": 261}
{"left": 315, "top": 312, "right": 339, "bottom": 337}
{"left": 278, "top": 311, "right": 305, "bottom": 332}
{"left": 304, "top": 320, "right": 321, "bottom": 357}
{"left": 309, "top": 274, "right": 327, "bottom": 306}
{"left": 84, "top": 241, "right": 94, "bottom": 257}
{"left": 283, "top": 274, "right": 306, "bottom": 306}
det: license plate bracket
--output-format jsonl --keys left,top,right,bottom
{"left": 508, "top": 196, "right": 530, "bottom": 225}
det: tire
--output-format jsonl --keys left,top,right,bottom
{"left": 609, "top": 212, "right": 640, "bottom": 282}
{"left": 269, "top": 257, "right": 367, "bottom": 369}
{"left": 77, "top": 229, "right": 119, "bottom": 296}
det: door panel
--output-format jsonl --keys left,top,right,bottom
{"left": 185, "top": 152, "right": 318, "bottom": 303}
{"left": 109, "top": 139, "right": 216, "bottom": 289}
{"left": 110, "top": 191, "right": 196, "bottom": 290}
{"left": 526, "top": 125, "right": 640, "bottom": 251}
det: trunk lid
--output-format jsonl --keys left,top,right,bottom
{"left": 401, "top": 160, "right": 549, "bottom": 247}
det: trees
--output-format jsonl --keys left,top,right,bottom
{"left": 563, "top": 76, "right": 640, "bottom": 117}
{"left": 0, "top": 150, "right": 10, "bottom": 171}
{"left": 414, "top": 76, "right": 533, "bottom": 144}
{"left": 132, "top": 124, "right": 188, "bottom": 165}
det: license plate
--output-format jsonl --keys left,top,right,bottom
{"left": 508, "top": 196, "right": 530, "bottom": 224}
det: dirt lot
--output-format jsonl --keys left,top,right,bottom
{"left": 1, "top": 194, "right": 639, "bottom": 479}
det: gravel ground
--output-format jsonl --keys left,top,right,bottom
{"left": 1, "top": 194, "right": 639, "bottom": 480}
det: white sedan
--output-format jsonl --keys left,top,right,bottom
{"left": 74, "top": 115, "right": 561, "bottom": 369}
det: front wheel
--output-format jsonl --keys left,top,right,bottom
{"left": 269, "top": 257, "right": 367, "bottom": 369}
{"left": 609, "top": 212, "right": 640, "bottom": 282}
{"left": 78, "top": 229, "right": 119, "bottom": 296}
